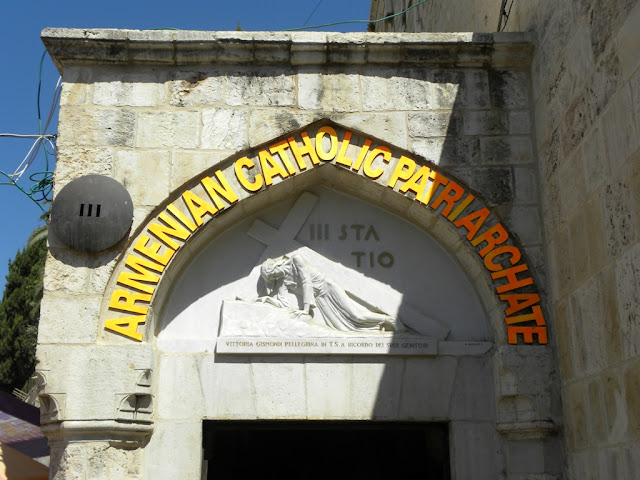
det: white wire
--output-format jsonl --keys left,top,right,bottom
{"left": 6, "top": 76, "right": 62, "bottom": 182}
{"left": 0, "top": 133, "right": 56, "bottom": 138}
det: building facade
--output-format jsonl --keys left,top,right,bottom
{"left": 38, "top": 28, "right": 567, "bottom": 479}
{"left": 371, "top": 1, "right": 640, "bottom": 478}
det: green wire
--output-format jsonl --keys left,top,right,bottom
{"left": 0, "top": 50, "right": 56, "bottom": 212}
{"left": 285, "top": 0, "right": 431, "bottom": 31}
{"left": 146, "top": 0, "right": 430, "bottom": 33}
{"left": 37, "top": 51, "right": 52, "bottom": 179}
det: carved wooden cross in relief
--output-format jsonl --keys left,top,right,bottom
{"left": 244, "top": 191, "right": 450, "bottom": 340}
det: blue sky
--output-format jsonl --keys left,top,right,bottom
{"left": 0, "top": 0, "right": 372, "bottom": 293}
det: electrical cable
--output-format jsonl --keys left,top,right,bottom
{"left": 497, "top": 0, "right": 515, "bottom": 32}
{"left": 284, "top": 0, "right": 430, "bottom": 31}
{"left": 148, "top": 0, "right": 431, "bottom": 33}
{"left": 0, "top": 51, "right": 61, "bottom": 211}
{"left": 302, "top": 0, "right": 324, "bottom": 27}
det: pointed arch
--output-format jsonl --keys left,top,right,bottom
{"left": 98, "top": 119, "right": 547, "bottom": 346}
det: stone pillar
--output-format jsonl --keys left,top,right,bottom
{"left": 36, "top": 345, "right": 155, "bottom": 479}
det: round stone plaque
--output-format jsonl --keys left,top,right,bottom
{"left": 50, "top": 175, "right": 133, "bottom": 252}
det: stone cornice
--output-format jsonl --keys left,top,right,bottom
{"left": 41, "top": 28, "right": 533, "bottom": 73}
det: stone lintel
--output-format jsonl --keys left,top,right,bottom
{"left": 41, "top": 28, "right": 533, "bottom": 73}
{"left": 497, "top": 420, "right": 561, "bottom": 440}
{"left": 41, "top": 419, "right": 153, "bottom": 447}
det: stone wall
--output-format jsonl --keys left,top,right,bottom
{"left": 371, "top": 1, "right": 640, "bottom": 477}
{"left": 370, "top": 0, "right": 498, "bottom": 33}
{"left": 39, "top": 30, "right": 559, "bottom": 479}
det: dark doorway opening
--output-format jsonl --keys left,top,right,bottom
{"left": 202, "top": 420, "right": 450, "bottom": 480}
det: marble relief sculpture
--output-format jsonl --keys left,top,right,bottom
{"left": 255, "top": 254, "right": 405, "bottom": 333}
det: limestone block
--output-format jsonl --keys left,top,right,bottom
{"left": 509, "top": 110, "right": 531, "bottom": 135}
{"left": 349, "top": 358, "right": 403, "bottom": 418}
{"left": 227, "top": 72, "right": 295, "bottom": 107}
{"left": 531, "top": 2, "right": 573, "bottom": 95}
{"left": 449, "top": 166, "right": 513, "bottom": 206}
{"left": 507, "top": 439, "right": 545, "bottom": 474}
{"left": 361, "top": 72, "right": 433, "bottom": 111}
{"left": 60, "top": 82, "right": 88, "bottom": 106}
{"left": 602, "top": 172, "right": 637, "bottom": 258}
{"left": 587, "top": 378, "right": 606, "bottom": 443}
{"left": 114, "top": 150, "right": 170, "bottom": 206}
{"left": 570, "top": 267, "right": 622, "bottom": 373}
{"left": 136, "top": 111, "right": 200, "bottom": 149}
{"left": 632, "top": 150, "right": 640, "bottom": 239}
{"left": 411, "top": 136, "right": 480, "bottom": 166}
{"left": 450, "top": 357, "right": 495, "bottom": 421}
{"left": 88, "top": 254, "right": 119, "bottom": 295}
{"left": 298, "top": 71, "right": 360, "bottom": 112}
{"left": 131, "top": 206, "right": 155, "bottom": 234}
{"left": 557, "top": 153, "right": 586, "bottom": 220}
{"left": 408, "top": 111, "right": 462, "bottom": 138}
{"left": 331, "top": 113, "right": 408, "bottom": 149}
{"left": 565, "top": 381, "right": 589, "bottom": 450}
{"left": 144, "top": 421, "right": 202, "bottom": 480}
{"left": 43, "top": 251, "right": 88, "bottom": 294}
{"left": 568, "top": 209, "right": 590, "bottom": 284}
{"left": 251, "top": 358, "right": 306, "bottom": 418}
{"left": 167, "top": 72, "right": 223, "bottom": 107}
{"left": 171, "top": 151, "right": 229, "bottom": 190}
{"left": 631, "top": 68, "right": 640, "bottom": 140}
{"left": 157, "top": 355, "right": 204, "bottom": 420}
{"left": 85, "top": 442, "right": 143, "bottom": 480}
{"left": 457, "top": 69, "right": 491, "bottom": 109}
{"left": 580, "top": 125, "right": 608, "bottom": 195}
{"left": 450, "top": 421, "right": 504, "bottom": 480}
{"left": 584, "top": 195, "right": 608, "bottom": 275}
{"left": 58, "top": 108, "right": 135, "bottom": 147}
{"left": 399, "top": 357, "right": 457, "bottom": 419}
{"left": 506, "top": 206, "right": 542, "bottom": 245}
{"left": 480, "top": 136, "right": 533, "bottom": 165}
{"left": 93, "top": 80, "right": 161, "bottom": 107}
{"left": 513, "top": 167, "right": 538, "bottom": 204}
{"left": 37, "top": 344, "right": 154, "bottom": 420}
{"left": 625, "top": 358, "right": 640, "bottom": 440}
{"left": 586, "top": 50, "right": 621, "bottom": 126}
{"left": 247, "top": 109, "right": 318, "bottom": 147}
{"left": 539, "top": 127, "right": 561, "bottom": 181}
{"left": 550, "top": 228, "right": 574, "bottom": 300}
{"left": 616, "top": 1, "right": 640, "bottom": 78}
{"left": 561, "top": 92, "right": 591, "bottom": 155}
{"left": 603, "top": 84, "right": 639, "bottom": 169}
{"left": 489, "top": 70, "right": 530, "bottom": 109}
{"left": 38, "top": 294, "right": 100, "bottom": 344}
{"left": 621, "top": 442, "right": 640, "bottom": 476}
{"left": 566, "top": 24, "right": 596, "bottom": 95}
{"left": 305, "top": 360, "right": 351, "bottom": 419}
{"left": 201, "top": 108, "right": 248, "bottom": 151}
{"left": 53, "top": 146, "right": 113, "bottom": 189}
{"left": 584, "top": 0, "right": 625, "bottom": 60}
{"left": 533, "top": 94, "right": 553, "bottom": 146}
{"left": 49, "top": 441, "right": 88, "bottom": 480}
{"left": 540, "top": 178, "right": 561, "bottom": 240}
{"left": 567, "top": 450, "right": 590, "bottom": 480}
{"left": 614, "top": 242, "right": 640, "bottom": 359}
{"left": 497, "top": 345, "right": 554, "bottom": 416}
{"left": 199, "top": 355, "right": 256, "bottom": 418}
{"left": 462, "top": 111, "right": 508, "bottom": 136}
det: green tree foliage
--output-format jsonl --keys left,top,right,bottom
{"left": 0, "top": 236, "right": 47, "bottom": 393}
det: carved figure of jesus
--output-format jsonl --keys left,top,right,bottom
{"left": 257, "top": 254, "right": 404, "bottom": 332}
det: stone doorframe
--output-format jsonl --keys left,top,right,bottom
{"left": 41, "top": 121, "right": 559, "bottom": 478}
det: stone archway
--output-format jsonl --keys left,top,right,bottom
{"left": 84, "top": 120, "right": 556, "bottom": 478}
{"left": 99, "top": 120, "right": 547, "bottom": 348}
